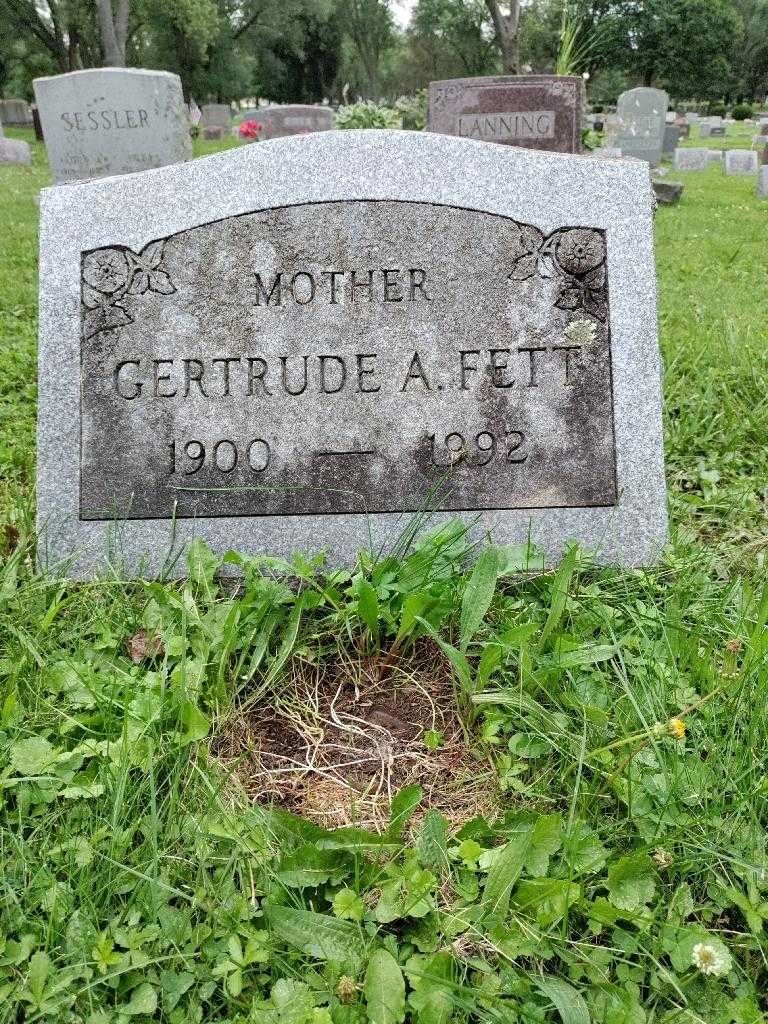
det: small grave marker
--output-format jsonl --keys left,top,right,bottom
{"left": 724, "top": 149, "right": 758, "bottom": 175}
{"left": 201, "top": 104, "right": 232, "bottom": 130}
{"left": 427, "top": 75, "right": 584, "bottom": 153}
{"left": 37, "top": 132, "right": 667, "bottom": 576}
{"left": 757, "top": 165, "right": 768, "bottom": 197}
{"left": 257, "top": 105, "right": 335, "bottom": 140}
{"left": 673, "top": 148, "right": 708, "bottom": 171}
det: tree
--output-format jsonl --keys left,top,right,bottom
{"left": 605, "top": 0, "right": 742, "bottom": 97}
{"left": 410, "top": 0, "right": 497, "bottom": 77}
{"left": 483, "top": 0, "right": 520, "bottom": 73}
{"left": 339, "top": 0, "right": 395, "bottom": 97}
{"left": 728, "top": 0, "right": 768, "bottom": 100}
{"left": 96, "top": 0, "right": 130, "bottom": 65}
{"left": 0, "top": 0, "right": 101, "bottom": 72}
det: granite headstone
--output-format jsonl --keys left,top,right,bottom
{"left": 201, "top": 125, "right": 224, "bottom": 140}
{"left": 673, "top": 148, "right": 708, "bottom": 171}
{"left": 256, "top": 105, "right": 335, "bottom": 140}
{"left": 662, "top": 125, "right": 681, "bottom": 155}
{"left": 757, "top": 165, "right": 768, "bottom": 197}
{"left": 615, "top": 87, "right": 668, "bottom": 165}
{"left": 724, "top": 149, "right": 758, "bottom": 175}
{"left": 37, "top": 130, "right": 667, "bottom": 576}
{"left": 201, "top": 104, "right": 232, "bottom": 129}
{"left": 33, "top": 68, "right": 192, "bottom": 183}
{"left": 0, "top": 98, "right": 32, "bottom": 125}
{"left": 427, "top": 75, "right": 584, "bottom": 153}
{"left": 0, "top": 137, "right": 32, "bottom": 165}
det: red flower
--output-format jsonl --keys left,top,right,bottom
{"left": 239, "top": 120, "right": 262, "bottom": 141}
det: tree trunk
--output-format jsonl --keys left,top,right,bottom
{"left": 483, "top": 0, "right": 520, "bottom": 74}
{"left": 96, "top": 0, "right": 131, "bottom": 66}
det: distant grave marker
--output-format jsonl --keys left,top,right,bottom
{"left": 257, "top": 105, "right": 335, "bottom": 140}
{"left": 37, "top": 131, "right": 667, "bottom": 576}
{"left": 757, "top": 165, "right": 768, "bottom": 197}
{"left": 33, "top": 68, "right": 191, "bottom": 183}
{"left": 201, "top": 104, "right": 232, "bottom": 130}
{"left": 724, "top": 149, "right": 758, "bottom": 175}
{"left": 427, "top": 75, "right": 584, "bottom": 153}
{"left": 0, "top": 98, "right": 32, "bottom": 125}
{"left": 673, "top": 148, "right": 708, "bottom": 171}
{"left": 615, "top": 87, "right": 668, "bottom": 166}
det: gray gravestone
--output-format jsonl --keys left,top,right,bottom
{"left": 685, "top": 112, "right": 700, "bottom": 124}
{"left": 0, "top": 98, "right": 32, "bottom": 125}
{"left": 201, "top": 104, "right": 232, "bottom": 129}
{"left": 662, "top": 125, "right": 680, "bottom": 155}
{"left": 615, "top": 87, "right": 668, "bottom": 165}
{"left": 427, "top": 75, "right": 584, "bottom": 153}
{"left": 652, "top": 180, "right": 683, "bottom": 205}
{"left": 33, "top": 68, "right": 192, "bottom": 183}
{"left": 757, "top": 166, "right": 768, "bottom": 197}
{"left": 699, "top": 122, "right": 712, "bottom": 138}
{"left": 0, "top": 137, "right": 32, "bottom": 164}
{"left": 201, "top": 125, "right": 224, "bottom": 140}
{"left": 724, "top": 149, "right": 758, "bottom": 175}
{"left": 36, "top": 131, "right": 667, "bottom": 576}
{"left": 706, "top": 149, "right": 724, "bottom": 164}
{"left": 709, "top": 126, "right": 726, "bottom": 138}
{"left": 255, "top": 105, "right": 335, "bottom": 141}
{"left": 673, "top": 148, "right": 708, "bottom": 171}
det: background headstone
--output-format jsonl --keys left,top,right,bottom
{"left": 615, "top": 87, "right": 668, "bottom": 165}
{"left": 256, "top": 104, "right": 335, "bottom": 140}
{"left": 37, "top": 131, "right": 666, "bottom": 576}
{"left": 673, "top": 148, "right": 708, "bottom": 171}
{"left": 33, "top": 68, "right": 191, "bottom": 183}
{"left": 201, "top": 104, "right": 232, "bottom": 129}
{"left": 724, "top": 149, "right": 758, "bottom": 174}
{"left": 685, "top": 112, "right": 700, "bottom": 123}
{"left": 757, "top": 165, "right": 768, "bottom": 196}
{"left": 427, "top": 74, "right": 584, "bottom": 153}
{"left": 201, "top": 125, "right": 224, "bottom": 140}
{"left": 699, "top": 122, "right": 712, "bottom": 138}
{"left": 662, "top": 125, "right": 681, "bottom": 155}
{"left": 0, "top": 137, "right": 32, "bottom": 165}
{"left": 706, "top": 149, "right": 724, "bottom": 164}
{"left": 709, "top": 126, "right": 726, "bottom": 137}
{"left": 0, "top": 98, "right": 32, "bottom": 125}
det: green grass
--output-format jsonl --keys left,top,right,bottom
{"left": 1, "top": 128, "right": 767, "bottom": 1023}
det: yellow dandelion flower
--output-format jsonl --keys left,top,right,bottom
{"left": 668, "top": 718, "right": 686, "bottom": 739}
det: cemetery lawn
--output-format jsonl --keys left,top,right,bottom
{"left": 1, "top": 129, "right": 767, "bottom": 1023}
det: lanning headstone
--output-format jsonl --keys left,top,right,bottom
{"left": 33, "top": 68, "right": 191, "bottom": 183}
{"left": 427, "top": 75, "right": 584, "bottom": 154}
{"left": 615, "top": 87, "right": 668, "bottom": 166}
{"left": 37, "top": 131, "right": 667, "bottom": 576}
{"left": 724, "top": 149, "right": 758, "bottom": 175}
{"left": 673, "top": 148, "right": 708, "bottom": 171}
{"left": 256, "top": 105, "right": 335, "bottom": 141}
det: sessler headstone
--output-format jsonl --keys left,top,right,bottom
{"left": 33, "top": 68, "right": 191, "bottom": 183}
{"left": 724, "top": 149, "right": 758, "bottom": 175}
{"left": 427, "top": 75, "right": 584, "bottom": 153}
{"left": 615, "top": 87, "right": 668, "bottom": 166}
{"left": 36, "top": 130, "right": 667, "bottom": 577}
{"left": 256, "top": 104, "right": 335, "bottom": 140}
{"left": 673, "top": 148, "right": 708, "bottom": 171}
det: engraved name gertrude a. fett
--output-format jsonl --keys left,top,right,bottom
{"left": 111, "top": 263, "right": 586, "bottom": 399}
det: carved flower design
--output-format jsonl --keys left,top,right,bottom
{"left": 563, "top": 318, "right": 598, "bottom": 345}
{"left": 555, "top": 229, "right": 604, "bottom": 275}
{"left": 508, "top": 224, "right": 546, "bottom": 281}
{"left": 127, "top": 241, "right": 175, "bottom": 296}
{"left": 81, "top": 239, "right": 175, "bottom": 340}
{"left": 556, "top": 263, "right": 607, "bottom": 321}
{"left": 82, "top": 249, "right": 130, "bottom": 293}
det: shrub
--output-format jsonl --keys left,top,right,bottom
{"left": 707, "top": 102, "right": 726, "bottom": 117}
{"left": 394, "top": 91, "right": 427, "bottom": 131}
{"left": 335, "top": 101, "right": 402, "bottom": 130}
{"left": 731, "top": 102, "right": 753, "bottom": 121}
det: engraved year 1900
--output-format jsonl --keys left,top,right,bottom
{"left": 168, "top": 438, "right": 271, "bottom": 475}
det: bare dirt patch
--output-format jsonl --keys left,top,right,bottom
{"left": 212, "top": 644, "right": 498, "bottom": 831}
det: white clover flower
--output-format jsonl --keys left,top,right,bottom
{"left": 692, "top": 942, "right": 732, "bottom": 977}
{"left": 564, "top": 318, "right": 598, "bottom": 346}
